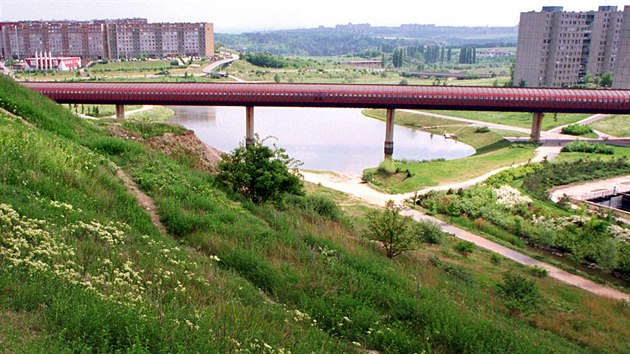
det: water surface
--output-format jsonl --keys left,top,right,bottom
{"left": 168, "top": 106, "right": 475, "bottom": 174}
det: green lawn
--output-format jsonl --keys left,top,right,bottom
{"left": 591, "top": 115, "right": 630, "bottom": 137}
{"left": 424, "top": 110, "right": 591, "bottom": 130}
{"left": 554, "top": 145, "right": 630, "bottom": 162}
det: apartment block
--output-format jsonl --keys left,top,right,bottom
{"left": 515, "top": 6, "right": 628, "bottom": 88}
{"left": 0, "top": 18, "right": 214, "bottom": 60}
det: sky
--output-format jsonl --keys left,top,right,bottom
{"left": 0, "top": 0, "right": 626, "bottom": 32}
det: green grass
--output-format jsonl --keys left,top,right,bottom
{"left": 591, "top": 115, "right": 630, "bottom": 137}
{"left": 424, "top": 110, "right": 591, "bottom": 130}
{"left": 555, "top": 145, "right": 630, "bottom": 162}
{"left": 2, "top": 74, "right": 630, "bottom": 352}
{"left": 126, "top": 106, "right": 175, "bottom": 121}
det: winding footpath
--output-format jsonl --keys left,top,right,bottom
{"left": 303, "top": 114, "right": 630, "bottom": 302}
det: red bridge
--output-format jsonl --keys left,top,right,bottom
{"left": 23, "top": 82, "right": 630, "bottom": 156}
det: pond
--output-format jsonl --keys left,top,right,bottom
{"left": 168, "top": 106, "right": 475, "bottom": 174}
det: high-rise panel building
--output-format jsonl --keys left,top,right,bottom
{"left": 0, "top": 18, "right": 214, "bottom": 60}
{"left": 514, "top": 6, "right": 630, "bottom": 88}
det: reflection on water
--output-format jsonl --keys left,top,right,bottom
{"left": 168, "top": 106, "right": 475, "bottom": 174}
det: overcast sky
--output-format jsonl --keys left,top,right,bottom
{"left": 0, "top": 0, "right": 626, "bottom": 32}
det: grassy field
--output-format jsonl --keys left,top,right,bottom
{"left": 424, "top": 110, "right": 591, "bottom": 130}
{"left": 554, "top": 144, "right": 630, "bottom": 162}
{"left": 126, "top": 106, "right": 175, "bottom": 121}
{"left": 65, "top": 104, "right": 143, "bottom": 117}
{"left": 228, "top": 58, "right": 511, "bottom": 85}
{"left": 363, "top": 109, "right": 537, "bottom": 193}
{"left": 591, "top": 115, "right": 630, "bottom": 137}
{"left": 1, "top": 74, "right": 629, "bottom": 352}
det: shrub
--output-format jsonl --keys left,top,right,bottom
{"left": 364, "top": 200, "right": 421, "bottom": 259}
{"left": 561, "top": 124, "right": 593, "bottom": 136}
{"left": 377, "top": 159, "right": 398, "bottom": 175}
{"left": 216, "top": 136, "right": 304, "bottom": 204}
{"left": 496, "top": 272, "right": 541, "bottom": 314}
{"left": 490, "top": 253, "right": 503, "bottom": 265}
{"left": 475, "top": 126, "right": 491, "bottom": 133}
{"left": 561, "top": 140, "right": 614, "bottom": 155}
{"left": 453, "top": 240, "right": 476, "bottom": 256}
{"left": 415, "top": 220, "right": 446, "bottom": 244}
{"left": 285, "top": 194, "right": 342, "bottom": 221}
{"left": 528, "top": 266, "right": 548, "bottom": 278}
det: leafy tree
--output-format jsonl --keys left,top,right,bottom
{"left": 364, "top": 200, "right": 422, "bottom": 258}
{"left": 599, "top": 72, "right": 613, "bottom": 87}
{"left": 274, "top": 73, "right": 281, "bottom": 83}
{"left": 216, "top": 136, "right": 304, "bottom": 204}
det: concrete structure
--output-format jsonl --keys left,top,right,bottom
{"left": 515, "top": 6, "right": 628, "bottom": 88}
{"left": 23, "top": 52, "right": 81, "bottom": 70}
{"left": 0, "top": 19, "right": 214, "bottom": 60}
{"left": 613, "top": 6, "right": 630, "bottom": 88}
{"left": 22, "top": 82, "right": 630, "bottom": 158}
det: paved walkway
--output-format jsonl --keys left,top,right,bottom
{"left": 549, "top": 175, "right": 630, "bottom": 202}
{"left": 202, "top": 53, "right": 239, "bottom": 74}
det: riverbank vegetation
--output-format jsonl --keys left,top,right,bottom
{"left": 1, "top": 75, "right": 629, "bottom": 352}
{"left": 362, "top": 109, "right": 537, "bottom": 193}
{"left": 412, "top": 156, "right": 630, "bottom": 286}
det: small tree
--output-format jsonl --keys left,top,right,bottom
{"left": 599, "top": 72, "right": 613, "bottom": 87}
{"left": 364, "top": 200, "right": 421, "bottom": 258}
{"left": 274, "top": 73, "right": 281, "bottom": 83}
{"left": 216, "top": 136, "right": 303, "bottom": 204}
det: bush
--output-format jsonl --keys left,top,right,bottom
{"left": 377, "top": 159, "right": 398, "bottom": 175}
{"left": 528, "top": 266, "right": 548, "bottom": 278}
{"left": 490, "top": 253, "right": 503, "bottom": 265}
{"left": 285, "top": 194, "right": 342, "bottom": 221}
{"left": 453, "top": 240, "right": 476, "bottom": 256}
{"left": 475, "top": 126, "right": 491, "bottom": 133}
{"left": 216, "top": 136, "right": 304, "bottom": 204}
{"left": 364, "top": 200, "right": 421, "bottom": 259}
{"left": 496, "top": 272, "right": 541, "bottom": 314}
{"left": 561, "top": 124, "right": 593, "bottom": 136}
{"left": 561, "top": 140, "right": 614, "bottom": 155}
{"left": 415, "top": 220, "right": 446, "bottom": 244}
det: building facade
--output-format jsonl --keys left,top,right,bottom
{"left": 0, "top": 18, "right": 214, "bottom": 60}
{"left": 515, "top": 6, "right": 630, "bottom": 88}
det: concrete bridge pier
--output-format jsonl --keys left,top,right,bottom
{"left": 246, "top": 106, "right": 255, "bottom": 148}
{"left": 531, "top": 112, "right": 544, "bottom": 143}
{"left": 384, "top": 108, "right": 395, "bottom": 158}
{"left": 115, "top": 104, "right": 125, "bottom": 119}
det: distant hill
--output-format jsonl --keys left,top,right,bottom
{"left": 217, "top": 24, "right": 517, "bottom": 56}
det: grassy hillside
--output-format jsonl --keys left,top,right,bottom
{"left": 0, "top": 75, "right": 629, "bottom": 352}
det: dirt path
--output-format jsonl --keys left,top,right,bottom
{"left": 116, "top": 168, "right": 168, "bottom": 236}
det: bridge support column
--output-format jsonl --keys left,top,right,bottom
{"left": 531, "top": 112, "right": 544, "bottom": 143}
{"left": 384, "top": 108, "right": 395, "bottom": 158}
{"left": 115, "top": 104, "right": 125, "bottom": 119}
{"left": 246, "top": 106, "right": 255, "bottom": 148}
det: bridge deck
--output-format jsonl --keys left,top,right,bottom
{"left": 22, "top": 82, "right": 630, "bottom": 114}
